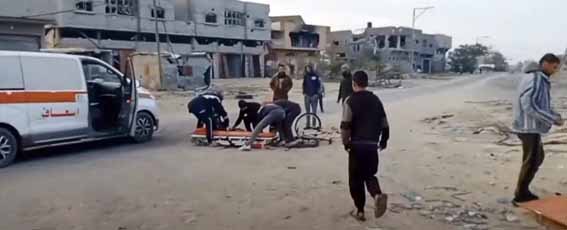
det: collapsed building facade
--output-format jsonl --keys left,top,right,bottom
{"left": 329, "top": 23, "right": 452, "bottom": 73}
{"left": 268, "top": 16, "right": 330, "bottom": 77}
{"left": 6, "top": 0, "right": 270, "bottom": 79}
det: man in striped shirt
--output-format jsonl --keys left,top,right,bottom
{"left": 512, "top": 53, "right": 563, "bottom": 204}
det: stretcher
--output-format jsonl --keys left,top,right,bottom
{"left": 519, "top": 195, "right": 567, "bottom": 229}
{"left": 191, "top": 128, "right": 278, "bottom": 147}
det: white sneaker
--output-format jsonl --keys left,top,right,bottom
{"left": 239, "top": 145, "right": 252, "bottom": 151}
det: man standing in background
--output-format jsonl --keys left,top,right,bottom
{"left": 303, "top": 64, "right": 322, "bottom": 127}
{"left": 341, "top": 71, "right": 389, "bottom": 221}
{"left": 337, "top": 64, "right": 354, "bottom": 104}
{"left": 512, "top": 53, "right": 564, "bottom": 205}
{"left": 270, "top": 64, "right": 293, "bottom": 101}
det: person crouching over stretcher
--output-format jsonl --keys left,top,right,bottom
{"left": 239, "top": 103, "right": 287, "bottom": 151}
{"left": 274, "top": 100, "right": 302, "bottom": 145}
{"left": 231, "top": 100, "right": 261, "bottom": 131}
{"left": 188, "top": 91, "right": 229, "bottom": 145}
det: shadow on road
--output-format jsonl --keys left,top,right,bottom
{"left": 13, "top": 137, "right": 162, "bottom": 168}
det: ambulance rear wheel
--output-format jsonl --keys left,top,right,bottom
{"left": 0, "top": 128, "right": 18, "bottom": 168}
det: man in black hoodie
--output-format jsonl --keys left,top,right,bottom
{"left": 337, "top": 64, "right": 354, "bottom": 104}
{"left": 232, "top": 100, "right": 261, "bottom": 131}
{"left": 341, "top": 70, "right": 390, "bottom": 221}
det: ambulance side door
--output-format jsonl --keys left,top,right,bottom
{"left": 21, "top": 55, "right": 90, "bottom": 144}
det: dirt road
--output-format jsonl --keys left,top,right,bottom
{"left": 1, "top": 74, "right": 557, "bottom": 230}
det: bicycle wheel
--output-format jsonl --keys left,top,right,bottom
{"left": 293, "top": 113, "right": 322, "bottom": 137}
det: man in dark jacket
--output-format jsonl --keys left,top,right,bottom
{"left": 270, "top": 64, "right": 293, "bottom": 101}
{"left": 188, "top": 92, "right": 228, "bottom": 144}
{"left": 302, "top": 64, "right": 322, "bottom": 127}
{"left": 512, "top": 53, "right": 564, "bottom": 204}
{"left": 232, "top": 100, "right": 261, "bottom": 131}
{"left": 337, "top": 64, "right": 354, "bottom": 104}
{"left": 274, "top": 100, "right": 302, "bottom": 143}
{"left": 341, "top": 70, "right": 389, "bottom": 221}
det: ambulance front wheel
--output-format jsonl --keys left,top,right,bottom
{"left": 132, "top": 112, "right": 155, "bottom": 143}
{"left": 0, "top": 127, "right": 18, "bottom": 168}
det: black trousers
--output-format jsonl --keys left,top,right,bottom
{"left": 283, "top": 109, "right": 301, "bottom": 142}
{"left": 194, "top": 113, "right": 215, "bottom": 144}
{"left": 515, "top": 134, "right": 545, "bottom": 198}
{"left": 349, "top": 144, "right": 382, "bottom": 212}
{"left": 243, "top": 118, "right": 258, "bottom": 132}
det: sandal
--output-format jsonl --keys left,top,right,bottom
{"left": 375, "top": 194, "right": 388, "bottom": 218}
{"left": 350, "top": 210, "right": 366, "bottom": 222}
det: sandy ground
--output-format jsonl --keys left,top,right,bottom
{"left": 1, "top": 73, "right": 565, "bottom": 230}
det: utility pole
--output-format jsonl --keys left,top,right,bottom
{"left": 153, "top": 0, "right": 164, "bottom": 90}
{"left": 135, "top": 0, "right": 141, "bottom": 49}
{"left": 241, "top": 2, "right": 248, "bottom": 78}
{"left": 410, "top": 6, "right": 434, "bottom": 73}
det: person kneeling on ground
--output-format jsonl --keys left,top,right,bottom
{"left": 341, "top": 70, "right": 390, "bottom": 221}
{"left": 232, "top": 100, "right": 261, "bottom": 132}
{"left": 188, "top": 91, "right": 229, "bottom": 145}
{"left": 239, "top": 103, "right": 286, "bottom": 151}
{"left": 274, "top": 100, "right": 302, "bottom": 146}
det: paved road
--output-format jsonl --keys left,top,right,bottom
{"left": 0, "top": 74, "right": 511, "bottom": 230}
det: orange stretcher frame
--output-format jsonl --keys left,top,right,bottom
{"left": 191, "top": 128, "right": 277, "bottom": 146}
{"left": 519, "top": 196, "right": 567, "bottom": 229}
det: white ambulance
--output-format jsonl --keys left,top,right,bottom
{"left": 0, "top": 51, "right": 160, "bottom": 168}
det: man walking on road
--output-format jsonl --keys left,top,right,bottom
{"left": 341, "top": 71, "right": 390, "bottom": 221}
{"left": 512, "top": 53, "right": 563, "bottom": 204}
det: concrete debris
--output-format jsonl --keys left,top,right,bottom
{"left": 497, "top": 198, "right": 510, "bottom": 205}
{"left": 401, "top": 192, "right": 423, "bottom": 202}
{"left": 502, "top": 212, "right": 519, "bottom": 223}
{"left": 425, "top": 186, "right": 459, "bottom": 192}
{"left": 235, "top": 92, "right": 254, "bottom": 99}
{"left": 331, "top": 180, "right": 342, "bottom": 185}
{"left": 422, "top": 114, "right": 455, "bottom": 124}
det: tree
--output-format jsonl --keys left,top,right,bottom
{"left": 448, "top": 44, "right": 489, "bottom": 73}
{"left": 523, "top": 60, "right": 539, "bottom": 72}
{"left": 487, "top": 52, "right": 509, "bottom": 72}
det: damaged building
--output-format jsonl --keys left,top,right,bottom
{"left": 0, "top": 1, "right": 54, "bottom": 51}
{"left": 328, "top": 22, "right": 452, "bottom": 73}
{"left": 268, "top": 16, "right": 330, "bottom": 77}
{"left": 8, "top": 0, "right": 270, "bottom": 79}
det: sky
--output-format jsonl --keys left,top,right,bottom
{"left": 252, "top": 0, "right": 567, "bottom": 63}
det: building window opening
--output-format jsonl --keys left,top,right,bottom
{"left": 422, "top": 39, "right": 427, "bottom": 48}
{"left": 400, "top": 36, "right": 406, "bottom": 48}
{"left": 76, "top": 0, "right": 94, "bottom": 12}
{"left": 254, "top": 19, "right": 265, "bottom": 28}
{"left": 105, "top": 0, "right": 137, "bottom": 16}
{"left": 151, "top": 6, "right": 165, "bottom": 19}
{"left": 205, "top": 13, "right": 217, "bottom": 23}
{"left": 376, "top": 35, "right": 386, "bottom": 49}
{"left": 290, "top": 32, "right": 320, "bottom": 49}
{"left": 388, "top": 35, "right": 398, "bottom": 48}
{"left": 225, "top": 10, "right": 244, "bottom": 26}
